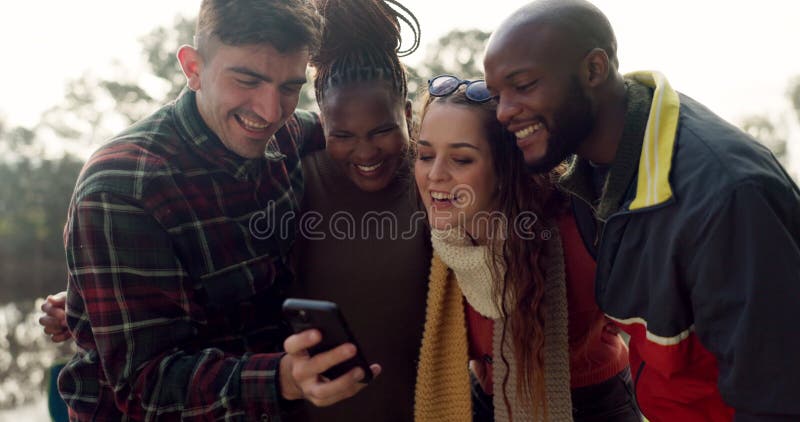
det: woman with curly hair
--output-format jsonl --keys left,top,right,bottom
{"left": 413, "top": 78, "right": 641, "bottom": 421}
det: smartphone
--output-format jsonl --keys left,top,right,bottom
{"left": 282, "top": 298, "right": 373, "bottom": 383}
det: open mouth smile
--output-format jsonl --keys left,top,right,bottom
{"left": 236, "top": 113, "right": 270, "bottom": 134}
{"left": 514, "top": 121, "right": 545, "bottom": 139}
{"left": 355, "top": 161, "right": 384, "bottom": 173}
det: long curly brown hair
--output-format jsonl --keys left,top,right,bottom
{"left": 415, "top": 85, "right": 567, "bottom": 420}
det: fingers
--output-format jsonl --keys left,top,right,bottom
{"left": 49, "top": 331, "right": 72, "bottom": 343}
{"left": 41, "top": 302, "right": 67, "bottom": 326}
{"left": 39, "top": 314, "right": 71, "bottom": 343}
{"left": 300, "top": 361, "right": 381, "bottom": 407}
{"left": 41, "top": 292, "right": 67, "bottom": 311}
{"left": 281, "top": 329, "right": 380, "bottom": 407}
{"left": 301, "top": 365, "right": 369, "bottom": 407}
{"left": 296, "top": 343, "right": 356, "bottom": 381}
{"left": 49, "top": 291, "right": 68, "bottom": 304}
{"left": 40, "top": 315, "right": 64, "bottom": 333}
{"left": 39, "top": 292, "right": 71, "bottom": 343}
{"left": 368, "top": 364, "right": 382, "bottom": 380}
{"left": 284, "top": 330, "right": 362, "bottom": 380}
{"left": 284, "top": 329, "right": 321, "bottom": 355}
{"left": 280, "top": 330, "right": 323, "bottom": 401}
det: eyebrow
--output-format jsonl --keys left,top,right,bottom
{"left": 227, "top": 66, "right": 307, "bottom": 85}
{"left": 504, "top": 69, "right": 531, "bottom": 82}
{"left": 327, "top": 122, "right": 397, "bottom": 135}
{"left": 486, "top": 69, "right": 528, "bottom": 92}
{"left": 417, "top": 140, "right": 480, "bottom": 151}
{"left": 369, "top": 122, "right": 399, "bottom": 134}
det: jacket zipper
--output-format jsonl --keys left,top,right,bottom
{"left": 564, "top": 191, "right": 606, "bottom": 248}
{"left": 633, "top": 360, "right": 650, "bottom": 421}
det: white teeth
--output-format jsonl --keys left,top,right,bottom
{"left": 356, "top": 161, "right": 383, "bottom": 172}
{"left": 515, "top": 122, "right": 544, "bottom": 138}
{"left": 239, "top": 115, "right": 269, "bottom": 131}
{"left": 430, "top": 191, "right": 454, "bottom": 200}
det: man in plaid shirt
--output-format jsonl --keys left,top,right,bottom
{"left": 57, "top": 1, "right": 377, "bottom": 420}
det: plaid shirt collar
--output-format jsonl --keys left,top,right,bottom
{"left": 173, "top": 89, "right": 286, "bottom": 181}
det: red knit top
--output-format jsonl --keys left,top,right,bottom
{"left": 466, "top": 213, "right": 629, "bottom": 394}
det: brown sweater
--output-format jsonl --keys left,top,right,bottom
{"left": 287, "top": 151, "right": 431, "bottom": 422}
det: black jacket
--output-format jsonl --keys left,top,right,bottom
{"left": 564, "top": 73, "right": 800, "bottom": 421}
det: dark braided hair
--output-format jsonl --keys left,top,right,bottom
{"left": 311, "top": 0, "right": 420, "bottom": 104}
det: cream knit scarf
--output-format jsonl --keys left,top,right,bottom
{"left": 415, "top": 226, "right": 573, "bottom": 422}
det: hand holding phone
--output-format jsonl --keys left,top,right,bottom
{"left": 280, "top": 298, "right": 381, "bottom": 406}
{"left": 283, "top": 298, "right": 373, "bottom": 383}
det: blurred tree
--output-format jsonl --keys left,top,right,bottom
{"left": 4, "top": 126, "right": 40, "bottom": 160}
{"left": 298, "top": 68, "right": 319, "bottom": 112}
{"left": 0, "top": 152, "right": 83, "bottom": 301}
{"left": 404, "top": 64, "right": 424, "bottom": 102}
{"left": 788, "top": 76, "right": 800, "bottom": 123}
{"left": 39, "top": 15, "right": 319, "bottom": 144}
{"left": 0, "top": 101, "right": 82, "bottom": 300}
{"left": 39, "top": 16, "right": 196, "bottom": 146}
{"left": 740, "top": 114, "right": 788, "bottom": 165}
{"left": 138, "top": 16, "right": 198, "bottom": 103}
{"left": 405, "top": 29, "right": 490, "bottom": 104}
{"left": 39, "top": 75, "right": 114, "bottom": 144}
{"left": 740, "top": 75, "right": 800, "bottom": 173}
{"left": 416, "top": 29, "right": 490, "bottom": 80}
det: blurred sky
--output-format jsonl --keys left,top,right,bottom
{"left": 1, "top": 0, "right": 799, "bottom": 172}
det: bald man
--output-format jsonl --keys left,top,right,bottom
{"left": 484, "top": 1, "right": 800, "bottom": 421}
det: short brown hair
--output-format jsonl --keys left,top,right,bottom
{"left": 196, "top": 0, "right": 321, "bottom": 54}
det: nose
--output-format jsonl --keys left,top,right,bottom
{"left": 253, "top": 86, "right": 282, "bottom": 123}
{"left": 353, "top": 138, "right": 380, "bottom": 162}
{"left": 495, "top": 94, "right": 521, "bottom": 126}
{"left": 427, "top": 157, "right": 448, "bottom": 182}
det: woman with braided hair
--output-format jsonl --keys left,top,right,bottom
{"left": 285, "top": 0, "right": 429, "bottom": 420}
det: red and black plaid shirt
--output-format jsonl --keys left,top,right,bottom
{"left": 60, "top": 89, "right": 324, "bottom": 421}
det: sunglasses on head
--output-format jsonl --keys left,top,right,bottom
{"left": 427, "top": 74, "right": 493, "bottom": 103}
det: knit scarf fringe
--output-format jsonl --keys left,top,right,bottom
{"left": 414, "top": 223, "right": 573, "bottom": 422}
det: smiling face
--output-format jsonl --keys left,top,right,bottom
{"left": 484, "top": 25, "right": 595, "bottom": 173}
{"left": 179, "top": 39, "right": 309, "bottom": 159}
{"left": 321, "top": 82, "right": 411, "bottom": 192}
{"left": 414, "top": 102, "right": 497, "bottom": 235}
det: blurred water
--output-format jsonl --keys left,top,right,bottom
{"left": 0, "top": 301, "right": 74, "bottom": 412}
{"left": 0, "top": 398, "right": 49, "bottom": 422}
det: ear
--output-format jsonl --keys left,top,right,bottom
{"left": 177, "top": 45, "right": 203, "bottom": 91}
{"left": 580, "top": 48, "right": 610, "bottom": 88}
{"left": 404, "top": 99, "right": 414, "bottom": 136}
{"left": 318, "top": 113, "right": 331, "bottom": 147}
